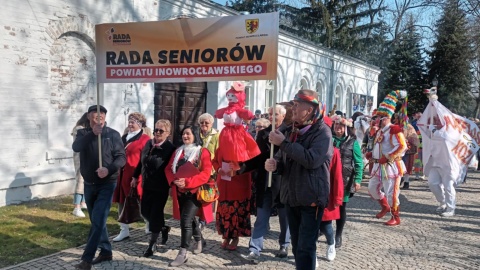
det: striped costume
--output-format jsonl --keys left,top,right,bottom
{"left": 367, "top": 123, "right": 407, "bottom": 225}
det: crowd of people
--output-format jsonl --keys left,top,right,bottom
{"left": 71, "top": 84, "right": 467, "bottom": 270}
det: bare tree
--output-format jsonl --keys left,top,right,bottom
{"left": 469, "top": 16, "right": 480, "bottom": 117}
{"left": 385, "top": 0, "right": 442, "bottom": 44}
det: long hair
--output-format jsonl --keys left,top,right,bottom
{"left": 180, "top": 125, "right": 203, "bottom": 146}
{"left": 75, "top": 112, "right": 90, "bottom": 128}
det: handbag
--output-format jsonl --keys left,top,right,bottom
{"left": 406, "top": 144, "right": 417, "bottom": 155}
{"left": 196, "top": 178, "right": 220, "bottom": 204}
{"left": 118, "top": 187, "right": 142, "bottom": 224}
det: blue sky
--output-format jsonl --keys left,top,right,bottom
{"left": 209, "top": 0, "right": 438, "bottom": 49}
{"left": 212, "top": 0, "right": 228, "bottom": 5}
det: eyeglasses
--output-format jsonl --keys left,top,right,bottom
{"left": 154, "top": 129, "right": 166, "bottom": 134}
{"left": 200, "top": 121, "right": 211, "bottom": 125}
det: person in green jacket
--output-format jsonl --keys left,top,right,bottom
{"left": 331, "top": 115, "right": 363, "bottom": 248}
{"left": 197, "top": 113, "right": 220, "bottom": 231}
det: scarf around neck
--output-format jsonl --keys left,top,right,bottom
{"left": 126, "top": 129, "right": 141, "bottom": 141}
{"left": 289, "top": 124, "right": 312, "bottom": 143}
{"left": 171, "top": 144, "right": 202, "bottom": 174}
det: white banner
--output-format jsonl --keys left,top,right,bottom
{"left": 418, "top": 99, "right": 480, "bottom": 178}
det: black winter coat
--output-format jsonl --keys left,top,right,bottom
{"left": 248, "top": 123, "right": 287, "bottom": 209}
{"left": 72, "top": 126, "right": 126, "bottom": 184}
{"left": 276, "top": 120, "right": 333, "bottom": 208}
{"left": 133, "top": 140, "right": 176, "bottom": 191}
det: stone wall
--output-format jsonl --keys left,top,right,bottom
{"left": 0, "top": 0, "right": 379, "bottom": 206}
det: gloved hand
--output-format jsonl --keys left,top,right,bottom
{"left": 365, "top": 152, "right": 373, "bottom": 160}
{"left": 378, "top": 157, "right": 389, "bottom": 164}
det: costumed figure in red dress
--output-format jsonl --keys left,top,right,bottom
{"left": 214, "top": 81, "right": 260, "bottom": 170}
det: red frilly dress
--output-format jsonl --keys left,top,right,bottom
{"left": 214, "top": 86, "right": 260, "bottom": 162}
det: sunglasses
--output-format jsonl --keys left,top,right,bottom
{"left": 200, "top": 121, "right": 211, "bottom": 125}
{"left": 154, "top": 128, "right": 166, "bottom": 134}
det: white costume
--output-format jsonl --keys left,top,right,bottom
{"left": 419, "top": 98, "right": 480, "bottom": 216}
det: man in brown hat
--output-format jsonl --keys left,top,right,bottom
{"left": 265, "top": 89, "right": 333, "bottom": 270}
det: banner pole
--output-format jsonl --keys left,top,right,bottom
{"left": 97, "top": 83, "right": 103, "bottom": 168}
{"left": 268, "top": 79, "right": 277, "bottom": 188}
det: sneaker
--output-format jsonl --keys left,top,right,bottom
{"left": 80, "top": 203, "right": 88, "bottom": 210}
{"left": 72, "top": 208, "right": 86, "bottom": 218}
{"left": 440, "top": 209, "right": 455, "bottom": 217}
{"left": 241, "top": 251, "right": 260, "bottom": 264}
{"left": 435, "top": 205, "right": 447, "bottom": 214}
{"left": 326, "top": 243, "right": 336, "bottom": 261}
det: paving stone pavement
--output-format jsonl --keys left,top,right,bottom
{"left": 3, "top": 171, "right": 480, "bottom": 270}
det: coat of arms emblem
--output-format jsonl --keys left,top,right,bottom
{"left": 245, "top": 19, "right": 259, "bottom": 34}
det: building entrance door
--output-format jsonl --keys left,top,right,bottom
{"left": 154, "top": 82, "right": 207, "bottom": 146}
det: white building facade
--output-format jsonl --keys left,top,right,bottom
{"left": 0, "top": 0, "right": 379, "bottom": 206}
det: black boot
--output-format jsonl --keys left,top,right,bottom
{"left": 143, "top": 233, "right": 159, "bottom": 257}
{"left": 335, "top": 234, "right": 342, "bottom": 248}
{"left": 401, "top": 182, "right": 410, "bottom": 190}
{"left": 161, "top": 226, "right": 171, "bottom": 245}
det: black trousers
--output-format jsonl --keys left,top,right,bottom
{"left": 178, "top": 192, "right": 202, "bottom": 248}
{"left": 141, "top": 187, "right": 169, "bottom": 233}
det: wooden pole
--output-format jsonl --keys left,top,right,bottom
{"left": 97, "top": 83, "right": 102, "bottom": 168}
{"left": 268, "top": 79, "right": 277, "bottom": 187}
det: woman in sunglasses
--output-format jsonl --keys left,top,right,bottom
{"left": 165, "top": 125, "right": 213, "bottom": 267}
{"left": 132, "top": 119, "right": 176, "bottom": 257}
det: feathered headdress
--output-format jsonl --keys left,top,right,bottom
{"left": 376, "top": 90, "right": 407, "bottom": 118}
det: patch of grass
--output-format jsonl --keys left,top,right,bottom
{"left": 0, "top": 195, "right": 173, "bottom": 268}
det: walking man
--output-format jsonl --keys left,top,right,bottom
{"left": 241, "top": 105, "right": 290, "bottom": 264}
{"left": 266, "top": 89, "right": 332, "bottom": 270}
{"left": 366, "top": 90, "right": 407, "bottom": 226}
{"left": 73, "top": 105, "right": 126, "bottom": 270}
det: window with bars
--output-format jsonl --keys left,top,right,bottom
{"left": 265, "top": 80, "right": 275, "bottom": 112}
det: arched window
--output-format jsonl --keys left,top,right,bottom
{"left": 335, "top": 85, "right": 343, "bottom": 114}
{"left": 265, "top": 80, "right": 275, "bottom": 112}
{"left": 300, "top": 78, "right": 309, "bottom": 89}
{"left": 316, "top": 81, "right": 324, "bottom": 103}
{"left": 346, "top": 87, "right": 353, "bottom": 117}
{"left": 244, "top": 81, "right": 253, "bottom": 110}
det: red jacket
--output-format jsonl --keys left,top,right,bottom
{"left": 165, "top": 147, "right": 214, "bottom": 224}
{"left": 322, "top": 148, "right": 344, "bottom": 221}
{"left": 113, "top": 133, "right": 150, "bottom": 203}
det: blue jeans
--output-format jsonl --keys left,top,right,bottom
{"left": 319, "top": 221, "right": 334, "bottom": 245}
{"left": 82, "top": 182, "right": 116, "bottom": 263}
{"left": 286, "top": 205, "right": 324, "bottom": 270}
{"left": 73, "top": 193, "right": 85, "bottom": 205}
{"left": 249, "top": 189, "right": 290, "bottom": 255}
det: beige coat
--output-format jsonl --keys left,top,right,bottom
{"left": 72, "top": 125, "right": 84, "bottom": 194}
